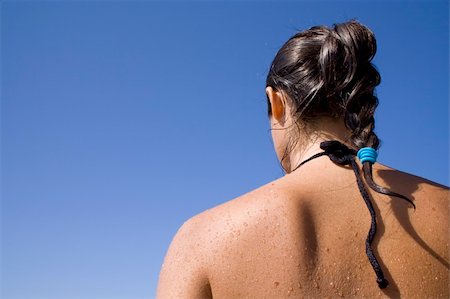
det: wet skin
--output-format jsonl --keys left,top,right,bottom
{"left": 157, "top": 158, "right": 449, "bottom": 298}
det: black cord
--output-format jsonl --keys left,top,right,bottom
{"left": 292, "top": 140, "right": 394, "bottom": 289}
{"left": 349, "top": 158, "right": 389, "bottom": 289}
{"left": 291, "top": 152, "right": 328, "bottom": 173}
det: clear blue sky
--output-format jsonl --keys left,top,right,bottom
{"left": 1, "top": 1, "right": 448, "bottom": 298}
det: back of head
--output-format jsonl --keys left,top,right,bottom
{"left": 266, "top": 20, "right": 380, "bottom": 150}
{"left": 266, "top": 21, "right": 421, "bottom": 290}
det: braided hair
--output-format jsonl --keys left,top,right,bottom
{"left": 266, "top": 20, "right": 414, "bottom": 289}
{"left": 267, "top": 21, "right": 380, "bottom": 153}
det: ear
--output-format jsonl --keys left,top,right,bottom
{"left": 266, "top": 86, "right": 285, "bottom": 123}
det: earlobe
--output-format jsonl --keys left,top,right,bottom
{"left": 266, "top": 86, "right": 285, "bottom": 122}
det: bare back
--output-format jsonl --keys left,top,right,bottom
{"left": 157, "top": 158, "right": 449, "bottom": 298}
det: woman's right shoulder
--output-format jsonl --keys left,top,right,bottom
{"left": 372, "top": 163, "right": 449, "bottom": 237}
{"left": 373, "top": 163, "right": 449, "bottom": 200}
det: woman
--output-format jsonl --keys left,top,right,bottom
{"left": 157, "top": 20, "right": 449, "bottom": 298}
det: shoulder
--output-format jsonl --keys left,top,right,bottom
{"left": 372, "top": 163, "right": 449, "bottom": 199}
{"left": 157, "top": 183, "right": 285, "bottom": 298}
{"left": 170, "top": 175, "right": 300, "bottom": 259}
{"left": 372, "top": 163, "right": 449, "bottom": 235}
{"left": 187, "top": 176, "right": 292, "bottom": 239}
{"left": 157, "top": 205, "right": 219, "bottom": 297}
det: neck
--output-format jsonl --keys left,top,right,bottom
{"left": 285, "top": 118, "right": 351, "bottom": 173}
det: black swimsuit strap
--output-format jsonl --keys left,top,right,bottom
{"left": 293, "top": 140, "right": 389, "bottom": 289}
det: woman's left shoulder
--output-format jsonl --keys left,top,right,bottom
{"left": 177, "top": 176, "right": 291, "bottom": 251}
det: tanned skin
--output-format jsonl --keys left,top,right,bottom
{"left": 157, "top": 88, "right": 449, "bottom": 298}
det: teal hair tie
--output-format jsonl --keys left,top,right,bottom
{"left": 357, "top": 147, "right": 378, "bottom": 164}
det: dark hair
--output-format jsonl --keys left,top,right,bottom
{"left": 266, "top": 20, "right": 415, "bottom": 289}
{"left": 265, "top": 20, "right": 413, "bottom": 201}
{"left": 267, "top": 20, "right": 380, "bottom": 152}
